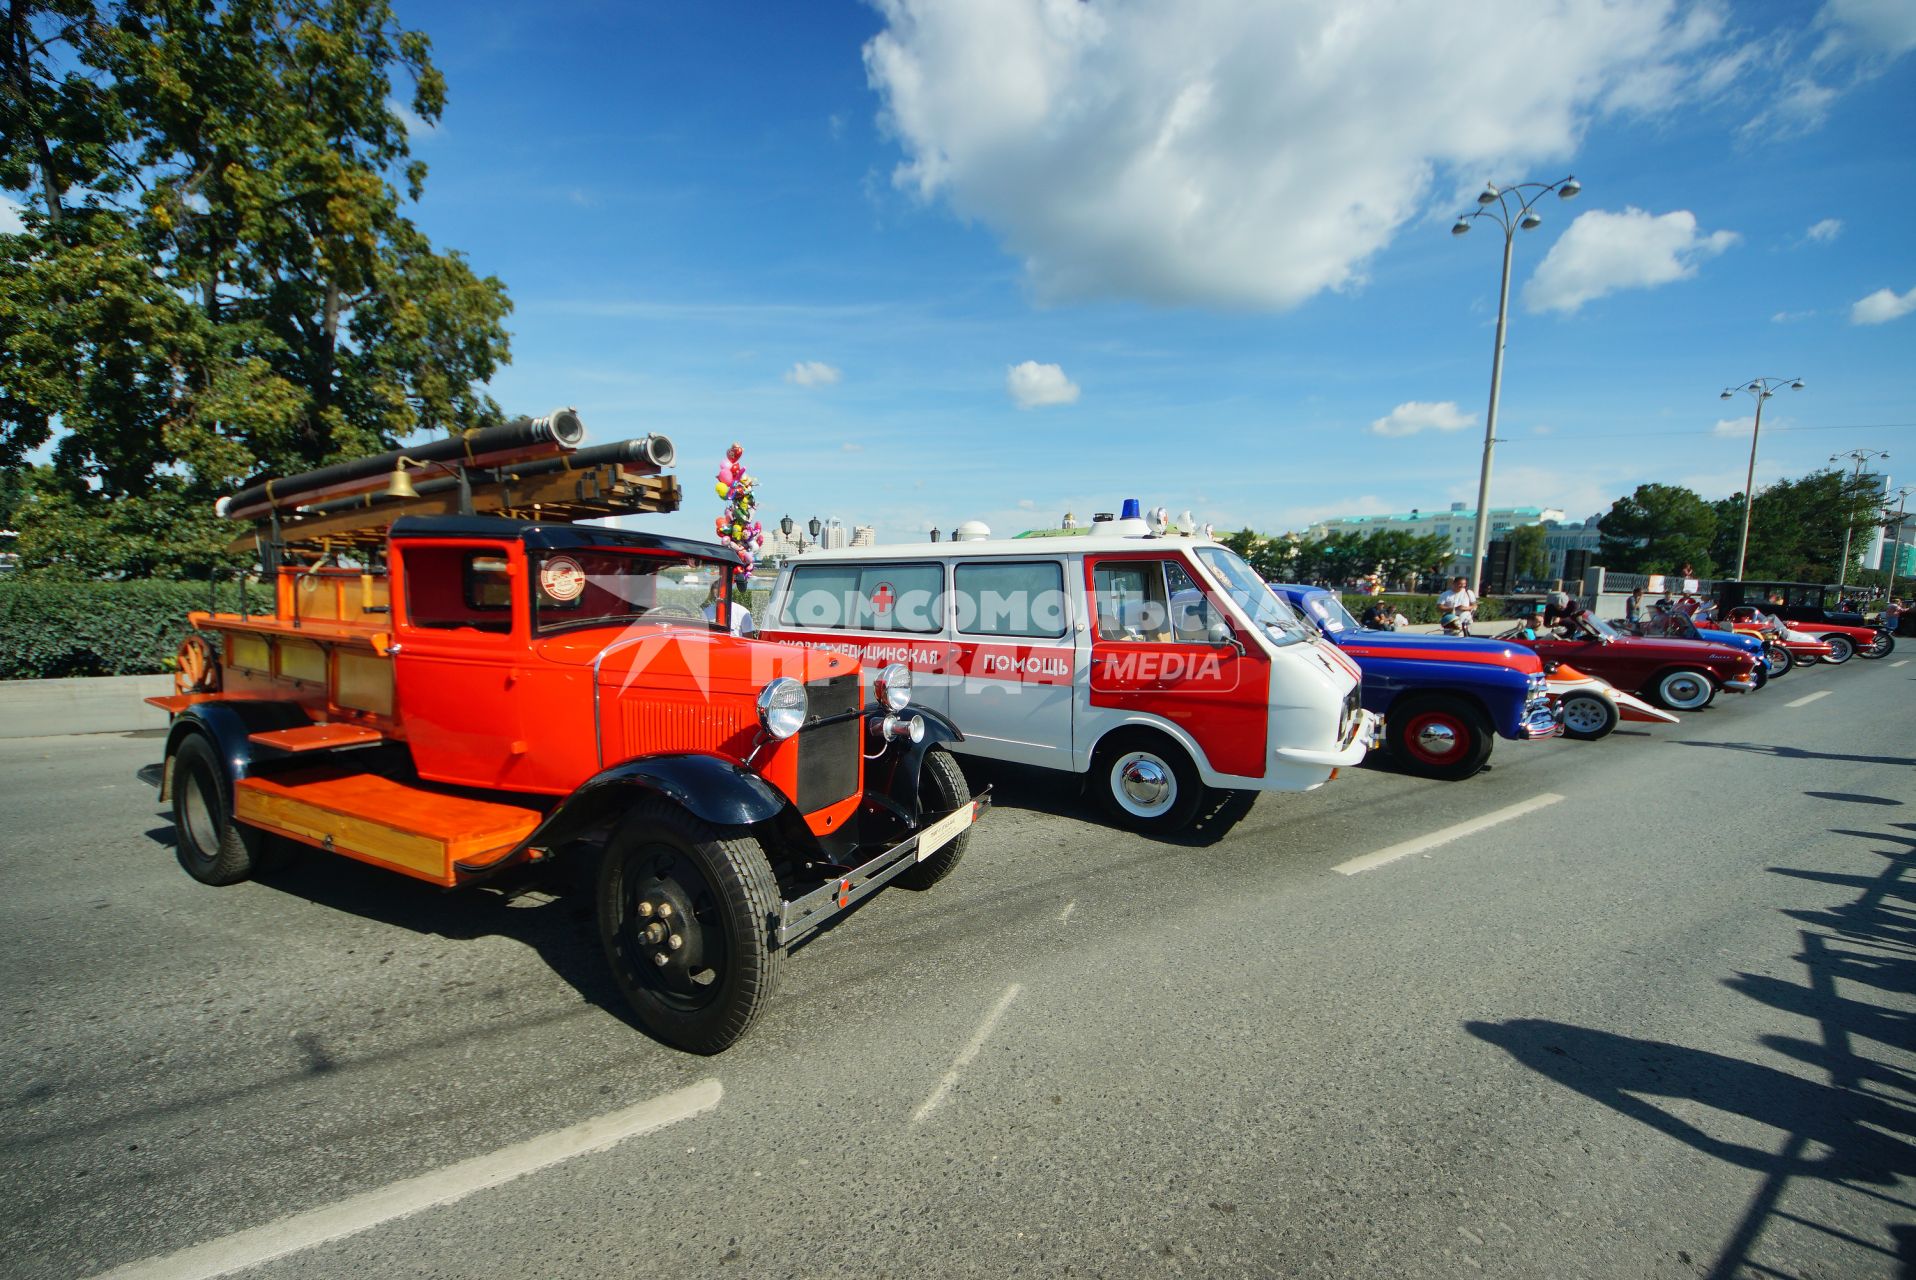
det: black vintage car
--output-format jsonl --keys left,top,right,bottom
{"left": 1712, "top": 580, "right": 1896, "bottom": 657}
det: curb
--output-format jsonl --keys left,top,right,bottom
{"left": 0, "top": 675, "right": 174, "bottom": 738}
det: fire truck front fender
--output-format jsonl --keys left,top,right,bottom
{"left": 536, "top": 753, "right": 791, "bottom": 848}
{"left": 160, "top": 701, "right": 311, "bottom": 800}
{"left": 873, "top": 706, "right": 965, "bottom": 818}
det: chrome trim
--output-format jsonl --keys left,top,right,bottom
{"left": 774, "top": 790, "right": 991, "bottom": 947}
{"left": 1723, "top": 678, "right": 1758, "bottom": 692}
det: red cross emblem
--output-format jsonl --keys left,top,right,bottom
{"left": 871, "top": 582, "right": 895, "bottom": 616}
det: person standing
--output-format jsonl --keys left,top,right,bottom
{"left": 1437, "top": 575, "right": 1479, "bottom": 636}
{"left": 1624, "top": 586, "right": 1645, "bottom": 624}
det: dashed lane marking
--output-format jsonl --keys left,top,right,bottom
{"left": 912, "top": 984, "right": 1022, "bottom": 1125}
{"left": 1891, "top": 659, "right": 1909, "bottom": 668}
{"left": 1058, "top": 901, "right": 1076, "bottom": 923}
{"left": 1333, "top": 793, "right": 1566, "bottom": 876}
{"left": 88, "top": 1080, "right": 724, "bottom": 1280}
{"left": 1785, "top": 690, "right": 1832, "bottom": 708}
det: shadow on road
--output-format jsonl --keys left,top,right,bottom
{"left": 1674, "top": 741, "right": 1916, "bottom": 768}
{"left": 1805, "top": 790, "right": 1905, "bottom": 807}
{"left": 1468, "top": 827, "right": 1916, "bottom": 1278}
{"left": 951, "top": 757, "right": 1256, "bottom": 847}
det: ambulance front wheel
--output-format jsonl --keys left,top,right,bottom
{"left": 1094, "top": 731, "right": 1203, "bottom": 834}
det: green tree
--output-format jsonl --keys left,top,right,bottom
{"left": 0, "top": 0, "right": 512, "bottom": 578}
{"left": 1711, "top": 469, "right": 1883, "bottom": 582}
{"left": 1359, "top": 528, "right": 1451, "bottom": 587}
{"left": 1506, "top": 523, "right": 1549, "bottom": 581}
{"left": 1599, "top": 484, "right": 1718, "bottom": 575}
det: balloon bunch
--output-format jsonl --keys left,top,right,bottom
{"left": 713, "top": 443, "right": 764, "bottom": 581}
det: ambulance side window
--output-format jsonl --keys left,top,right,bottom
{"left": 779, "top": 562, "right": 946, "bottom": 634}
{"left": 1165, "top": 561, "right": 1219, "bottom": 642}
{"left": 954, "top": 561, "right": 1067, "bottom": 638}
{"left": 1093, "top": 562, "right": 1172, "bottom": 642}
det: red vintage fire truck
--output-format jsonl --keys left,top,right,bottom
{"left": 148, "top": 413, "right": 984, "bottom": 1053}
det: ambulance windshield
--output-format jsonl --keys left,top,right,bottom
{"left": 1195, "top": 547, "right": 1310, "bottom": 647}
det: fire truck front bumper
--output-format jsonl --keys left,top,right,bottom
{"left": 775, "top": 790, "right": 991, "bottom": 947}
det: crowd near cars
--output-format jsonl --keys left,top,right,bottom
{"left": 143, "top": 445, "right": 1901, "bottom": 1053}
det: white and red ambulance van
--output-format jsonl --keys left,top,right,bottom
{"left": 762, "top": 532, "right": 1377, "bottom": 832}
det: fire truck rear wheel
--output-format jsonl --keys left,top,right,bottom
{"left": 170, "top": 734, "right": 268, "bottom": 886}
{"left": 895, "top": 747, "right": 971, "bottom": 891}
{"left": 597, "top": 800, "right": 781, "bottom": 1055}
{"left": 1093, "top": 730, "right": 1203, "bottom": 833}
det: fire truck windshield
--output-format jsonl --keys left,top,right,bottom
{"left": 1195, "top": 547, "right": 1310, "bottom": 647}
{"left": 532, "top": 549, "right": 729, "bottom": 635}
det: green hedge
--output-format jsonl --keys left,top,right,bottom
{"left": 0, "top": 579, "right": 272, "bottom": 679}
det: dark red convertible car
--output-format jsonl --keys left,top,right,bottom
{"left": 1500, "top": 611, "right": 1760, "bottom": 711}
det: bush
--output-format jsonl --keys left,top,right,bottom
{"left": 0, "top": 579, "right": 272, "bottom": 679}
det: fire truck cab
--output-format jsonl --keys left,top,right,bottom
{"left": 150, "top": 425, "right": 984, "bottom": 1054}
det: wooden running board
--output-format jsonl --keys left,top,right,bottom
{"left": 248, "top": 723, "right": 385, "bottom": 753}
{"left": 234, "top": 767, "right": 543, "bottom": 886}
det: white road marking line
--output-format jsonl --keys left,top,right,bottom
{"left": 1333, "top": 793, "right": 1566, "bottom": 876}
{"left": 1785, "top": 690, "right": 1832, "bottom": 708}
{"left": 912, "top": 983, "right": 1022, "bottom": 1125}
{"left": 1891, "top": 659, "right": 1909, "bottom": 668}
{"left": 88, "top": 1079, "right": 723, "bottom": 1280}
{"left": 1057, "top": 901, "right": 1076, "bottom": 923}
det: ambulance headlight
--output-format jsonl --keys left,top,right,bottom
{"left": 756, "top": 678, "right": 808, "bottom": 740}
{"left": 874, "top": 662, "right": 913, "bottom": 712}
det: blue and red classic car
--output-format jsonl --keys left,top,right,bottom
{"left": 1271, "top": 585, "right": 1559, "bottom": 781}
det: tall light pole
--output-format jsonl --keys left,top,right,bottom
{"left": 1887, "top": 486, "right": 1913, "bottom": 602}
{"left": 1830, "top": 448, "right": 1889, "bottom": 592}
{"left": 1719, "top": 376, "right": 1804, "bottom": 580}
{"left": 1451, "top": 175, "right": 1581, "bottom": 591}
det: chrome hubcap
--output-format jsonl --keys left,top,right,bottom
{"left": 1113, "top": 752, "right": 1174, "bottom": 815}
{"left": 1414, "top": 721, "right": 1459, "bottom": 757}
{"left": 1666, "top": 677, "right": 1706, "bottom": 705}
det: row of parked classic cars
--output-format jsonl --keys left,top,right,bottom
{"left": 1273, "top": 578, "right": 1895, "bottom": 782}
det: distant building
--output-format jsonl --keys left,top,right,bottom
{"left": 1302, "top": 502, "right": 1566, "bottom": 577}
{"left": 850, "top": 524, "right": 876, "bottom": 548}
{"left": 1540, "top": 514, "right": 1603, "bottom": 578}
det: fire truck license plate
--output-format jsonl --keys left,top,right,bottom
{"left": 916, "top": 802, "right": 976, "bottom": 862}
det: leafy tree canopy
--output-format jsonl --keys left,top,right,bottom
{"left": 1598, "top": 483, "right": 1718, "bottom": 576}
{"left": 1, "top": 0, "right": 512, "bottom": 578}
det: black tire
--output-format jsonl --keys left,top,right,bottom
{"left": 1861, "top": 631, "right": 1895, "bottom": 659}
{"left": 1094, "top": 730, "right": 1204, "bottom": 833}
{"left": 1819, "top": 633, "right": 1855, "bottom": 665}
{"left": 597, "top": 799, "right": 781, "bottom": 1055}
{"left": 1762, "top": 642, "right": 1793, "bottom": 677}
{"left": 1652, "top": 668, "right": 1716, "bottom": 711}
{"left": 171, "top": 734, "right": 267, "bottom": 886}
{"left": 1558, "top": 691, "right": 1618, "bottom": 742}
{"left": 895, "top": 747, "right": 971, "bottom": 891}
{"left": 1387, "top": 695, "right": 1494, "bottom": 781}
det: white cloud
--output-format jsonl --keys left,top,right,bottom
{"left": 1806, "top": 217, "right": 1843, "bottom": 242}
{"left": 0, "top": 196, "right": 22, "bottom": 234}
{"left": 1523, "top": 207, "right": 1738, "bottom": 314}
{"left": 1368, "top": 400, "right": 1474, "bottom": 438}
{"left": 1713, "top": 416, "right": 1753, "bottom": 437}
{"left": 388, "top": 99, "right": 438, "bottom": 139}
{"left": 1816, "top": 0, "right": 1916, "bottom": 59}
{"left": 784, "top": 360, "right": 843, "bottom": 387}
{"left": 1851, "top": 284, "right": 1916, "bottom": 325}
{"left": 840, "top": 441, "right": 864, "bottom": 452}
{"left": 863, "top": 0, "right": 1725, "bottom": 309}
{"left": 1006, "top": 360, "right": 1079, "bottom": 409}
{"left": 1771, "top": 309, "right": 1816, "bottom": 323}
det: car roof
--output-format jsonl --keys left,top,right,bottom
{"left": 388, "top": 515, "right": 742, "bottom": 565}
{"left": 782, "top": 534, "right": 1222, "bottom": 563}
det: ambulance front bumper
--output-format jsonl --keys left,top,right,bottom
{"left": 1273, "top": 709, "right": 1380, "bottom": 769}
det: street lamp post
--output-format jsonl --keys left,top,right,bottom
{"left": 1830, "top": 448, "right": 1889, "bottom": 592}
{"left": 1887, "top": 487, "right": 1913, "bottom": 602}
{"left": 1451, "top": 175, "right": 1581, "bottom": 593}
{"left": 1719, "top": 376, "right": 1805, "bottom": 581}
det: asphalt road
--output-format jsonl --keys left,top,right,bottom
{"left": 3, "top": 656, "right": 1912, "bottom": 1280}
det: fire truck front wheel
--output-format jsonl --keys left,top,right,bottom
{"left": 597, "top": 800, "right": 782, "bottom": 1055}
{"left": 894, "top": 747, "right": 971, "bottom": 891}
{"left": 171, "top": 734, "right": 270, "bottom": 886}
{"left": 1093, "top": 730, "right": 1203, "bottom": 834}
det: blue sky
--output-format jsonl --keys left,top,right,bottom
{"left": 37, "top": 0, "right": 1916, "bottom": 545}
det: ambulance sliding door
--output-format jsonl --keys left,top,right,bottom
{"left": 946, "top": 559, "right": 1077, "bottom": 768}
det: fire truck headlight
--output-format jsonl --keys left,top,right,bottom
{"left": 875, "top": 662, "right": 913, "bottom": 712}
{"left": 756, "top": 678, "right": 808, "bottom": 740}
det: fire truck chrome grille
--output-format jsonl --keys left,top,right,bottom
{"left": 796, "top": 674, "right": 860, "bottom": 813}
